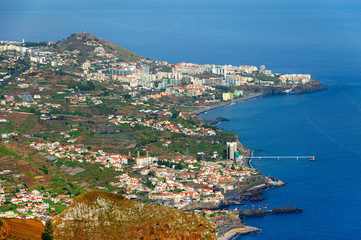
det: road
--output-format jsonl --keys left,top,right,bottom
{"left": 0, "top": 60, "right": 29, "bottom": 90}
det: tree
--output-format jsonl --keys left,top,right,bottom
{"left": 42, "top": 220, "right": 54, "bottom": 240}
{"left": 175, "top": 163, "right": 183, "bottom": 170}
{"left": 42, "top": 233, "right": 52, "bottom": 240}
{"left": 172, "top": 111, "right": 179, "bottom": 119}
{"left": 144, "top": 180, "right": 155, "bottom": 189}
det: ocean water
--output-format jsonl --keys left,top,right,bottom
{"left": 2, "top": 1, "right": 361, "bottom": 239}
{"left": 201, "top": 79, "right": 361, "bottom": 239}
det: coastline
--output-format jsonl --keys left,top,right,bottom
{"left": 194, "top": 92, "right": 271, "bottom": 239}
{"left": 195, "top": 92, "right": 304, "bottom": 239}
{"left": 195, "top": 93, "right": 260, "bottom": 169}
{"left": 193, "top": 92, "right": 264, "bottom": 116}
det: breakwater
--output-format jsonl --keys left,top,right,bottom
{"left": 217, "top": 226, "right": 260, "bottom": 240}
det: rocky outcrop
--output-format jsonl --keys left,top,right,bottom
{"left": 53, "top": 191, "right": 217, "bottom": 240}
{"left": 271, "top": 207, "right": 303, "bottom": 214}
{"left": 239, "top": 207, "right": 302, "bottom": 218}
{"left": 220, "top": 198, "right": 243, "bottom": 206}
{"left": 292, "top": 80, "right": 326, "bottom": 93}
{"left": 202, "top": 117, "right": 229, "bottom": 125}
{"left": 182, "top": 198, "right": 244, "bottom": 211}
{"left": 238, "top": 190, "right": 266, "bottom": 202}
{"left": 181, "top": 201, "right": 220, "bottom": 211}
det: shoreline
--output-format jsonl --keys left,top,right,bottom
{"left": 194, "top": 92, "right": 270, "bottom": 239}
{"left": 194, "top": 92, "right": 263, "bottom": 169}
{"left": 196, "top": 95, "right": 294, "bottom": 239}
{"left": 193, "top": 92, "right": 264, "bottom": 116}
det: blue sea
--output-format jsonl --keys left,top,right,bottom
{"left": 2, "top": 1, "right": 361, "bottom": 239}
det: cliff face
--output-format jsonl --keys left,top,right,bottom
{"left": 53, "top": 191, "right": 217, "bottom": 240}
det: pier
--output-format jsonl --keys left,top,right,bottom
{"left": 244, "top": 156, "right": 315, "bottom": 161}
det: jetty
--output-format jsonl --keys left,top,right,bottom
{"left": 217, "top": 225, "right": 260, "bottom": 240}
{"left": 245, "top": 156, "right": 315, "bottom": 161}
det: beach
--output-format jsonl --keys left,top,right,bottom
{"left": 193, "top": 92, "right": 264, "bottom": 115}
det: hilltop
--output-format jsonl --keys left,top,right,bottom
{"left": 52, "top": 33, "right": 142, "bottom": 62}
{"left": 52, "top": 191, "right": 217, "bottom": 240}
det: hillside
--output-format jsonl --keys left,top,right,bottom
{"left": 53, "top": 33, "right": 142, "bottom": 62}
{"left": 52, "top": 191, "right": 216, "bottom": 240}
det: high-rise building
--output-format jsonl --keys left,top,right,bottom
{"left": 227, "top": 142, "right": 237, "bottom": 160}
{"left": 110, "top": 68, "right": 132, "bottom": 76}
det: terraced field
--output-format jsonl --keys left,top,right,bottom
{"left": 0, "top": 219, "right": 43, "bottom": 240}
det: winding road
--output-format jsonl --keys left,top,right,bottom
{"left": 0, "top": 59, "right": 29, "bottom": 90}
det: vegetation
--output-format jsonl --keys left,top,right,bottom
{"left": 0, "top": 218, "right": 44, "bottom": 239}
{"left": 0, "top": 33, "right": 265, "bottom": 238}
{"left": 0, "top": 145, "right": 21, "bottom": 157}
{"left": 41, "top": 220, "right": 53, "bottom": 240}
{"left": 67, "top": 81, "right": 95, "bottom": 91}
{"left": 52, "top": 33, "right": 142, "bottom": 62}
{"left": 52, "top": 191, "right": 217, "bottom": 240}
{"left": 24, "top": 41, "right": 47, "bottom": 47}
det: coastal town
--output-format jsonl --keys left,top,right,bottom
{"left": 0, "top": 33, "right": 321, "bottom": 238}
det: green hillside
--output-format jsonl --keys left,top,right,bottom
{"left": 53, "top": 33, "right": 142, "bottom": 62}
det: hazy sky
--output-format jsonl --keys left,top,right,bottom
{"left": 3, "top": 0, "right": 361, "bottom": 11}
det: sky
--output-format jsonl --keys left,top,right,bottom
{"left": 2, "top": 0, "right": 361, "bottom": 11}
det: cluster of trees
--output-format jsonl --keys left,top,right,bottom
{"left": 68, "top": 81, "right": 95, "bottom": 91}
{"left": 144, "top": 179, "right": 155, "bottom": 189}
{"left": 24, "top": 41, "right": 47, "bottom": 47}
{"left": 157, "top": 160, "right": 183, "bottom": 170}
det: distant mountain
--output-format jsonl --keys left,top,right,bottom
{"left": 52, "top": 33, "right": 142, "bottom": 62}
{"left": 52, "top": 191, "right": 217, "bottom": 240}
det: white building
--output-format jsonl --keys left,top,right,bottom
{"left": 136, "top": 156, "right": 158, "bottom": 165}
{"left": 227, "top": 142, "right": 237, "bottom": 160}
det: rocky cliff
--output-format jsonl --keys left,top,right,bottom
{"left": 53, "top": 191, "right": 217, "bottom": 240}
